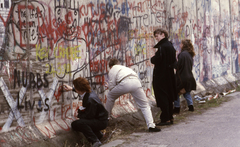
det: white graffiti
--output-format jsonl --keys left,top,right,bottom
{"left": 0, "top": 77, "right": 26, "bottom": 131}
{"left": 37, "top": 77, "right": 58, "bottom": 124}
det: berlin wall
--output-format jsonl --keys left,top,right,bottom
{"left": 0, "top": 0, "right": 239, "bottom": 145}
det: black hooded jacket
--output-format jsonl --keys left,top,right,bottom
{"left": 78, "top": 91, "right": 108, "bottom": 121}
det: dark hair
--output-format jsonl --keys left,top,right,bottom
{"left": 153, "top": 28, "right": 168, "bottom": 38}
{"left": 181, "top": 39, "right": 196, "bottom": 57}
{"left": 73, "top": 77, "right": 91, "bottom": 93}
{"left": 109, "top": 58, "right": 120, "bottom": 68}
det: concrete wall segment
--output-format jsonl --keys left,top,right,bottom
{"left": 0, "top": 0, "right": 239, "bottom": 146}
{"left": 0, "top": 125, "right": 46, "bottom": 147}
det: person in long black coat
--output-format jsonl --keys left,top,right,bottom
{"left": 173, "top": 39, "right": 197, "bottom": 114}
{"left": 151, "top": 28, "right": 177, "bottom": 126}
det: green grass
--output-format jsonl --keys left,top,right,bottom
{"left": 236, "top": 85, "right": 240, "bottom": 91}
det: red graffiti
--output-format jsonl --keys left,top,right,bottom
{"left": 115, "top": 94, "right": 137, "bottom": 112}
{"left": 15, "top": 126, "right": 39, "bottom": 142}
{"left": 0, "top": 15, "right": 7, "bottom": 27}
{"left": 94, "top": 75, "right": 105, "bottom": 85}
{"left": 54, "top": 85, "right": 63, "bottom": 102}
{"left": 38, "top": 7, "right": 81, "bottom": 53}
{"left": 63, "top": 103, "right": 79, "bottom": 119}
{"left": 0, "top": 5, "right": 13, "bottom": 27}
{"left": 90, "top": 59, "right": 108, "bottom": 73}
{"left": 14, "top": 4, "right": 42, "bottom": 48}
{"left": 80, "top": 3, "right": 120, "bottom": 49}
{"left": 34, "top": 107, "right": 73, "bottom": 138}
{"left": 0, "top": 139, "right": 6, "bottom": 147}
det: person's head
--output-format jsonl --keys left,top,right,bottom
{"left": 180, "top": 39, "right": 196, "bottom": 57}
{"left": 153, "top": 28, "right": 168, "bottom": 42}
{"left": 73, "top": 77, "right": 91, "bottom": 94}
{"left": 109, "top": 58, "right": 120, "bottom": 68}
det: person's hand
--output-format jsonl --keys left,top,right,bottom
{"left": 178, "top": 88, "right": 186, "bottom": 95}
{"left": 63, "top": 84, "right": 73, "bottom": 91}
{"left": 104, "top": 82, "right": 108, "bottom": 89}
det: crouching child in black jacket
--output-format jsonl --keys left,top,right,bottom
{"left": 64, "top": 77, "right": 108, "bottom": 147}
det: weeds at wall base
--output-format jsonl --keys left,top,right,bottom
{"left": 235, "top": 85, "right": 240, "bottom": 91}
{"left": 173, "top": 94, "right": 233, "bottom": 125}
{"left": 70, "top": 91, "right": 235, "bottom": 147}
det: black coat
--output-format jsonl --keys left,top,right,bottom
{"left": 78, "top": 91, "right": 108, "bottom": 121}
{"left": 176, "top": 50, "right": 196, "bottom": 92}
{"left": 151, "top": 38, "right": 177, "bottom": 106}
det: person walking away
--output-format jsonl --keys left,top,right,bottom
{"left": 151, "top": 28, "right": 177, "bottom": 126}
{"left": 173, "top": 39, "right": 197, "bottom": 114}
{"left": 105, "top": 58, "right": 161, "bottom": 132}
{"left": 63, "top": 77, "right": 108, "bottom": 147}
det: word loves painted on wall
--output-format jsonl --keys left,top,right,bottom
{"left": 17, "top": 93, "right": 50, "bottom": 112}
{"left": 14, "top": 69, "right": 49, "bottom": 89}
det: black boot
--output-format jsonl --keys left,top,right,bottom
{"left": 173, "top": 107, "right": 180, "bottom": 114}
{"left": 188, "top": 105, "right": 194, "bottom": 112}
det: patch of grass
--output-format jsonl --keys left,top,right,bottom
{"left": 172, "top": 95, "right": 232, "bottom": 125}
{"left": 236, "top": 85, "right": 240, "bottom": 91}
{"left": 196, "top": 96, "right": 231, "bottom": 110}
{"left": 173, "top": 115, "right": 186, "bottom": 123}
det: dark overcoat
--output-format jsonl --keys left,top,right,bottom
{"left": 176, "top": 50, "right": 196, "bottom": 92}
{"left": 151, "top": 38, "right": 177, "bottom": 107}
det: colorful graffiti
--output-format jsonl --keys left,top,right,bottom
{"left": 0, "top": 0, "right": 239, "bottom": 140}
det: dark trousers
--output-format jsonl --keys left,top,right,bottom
{"left": 71, "top": 119, "right": 108, "bottom": 143}
{"left": 158, "top": 95, "right": 173, "bottom": 122}
{"left": 153, "top": 83, "right": 173, "bottom": 122}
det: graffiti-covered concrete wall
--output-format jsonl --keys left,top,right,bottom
{"left": 0, "top": 0, "right": 239, "bottom": 144}
{"left": 168, "top": 0, "right": 231, "bottom": 82}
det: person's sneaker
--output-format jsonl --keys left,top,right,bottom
{"left": 149, "top": 127, "right": 161, "bottom": 132}
{"left": 92, "top": 141, "right": 102, "bottom": 147}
